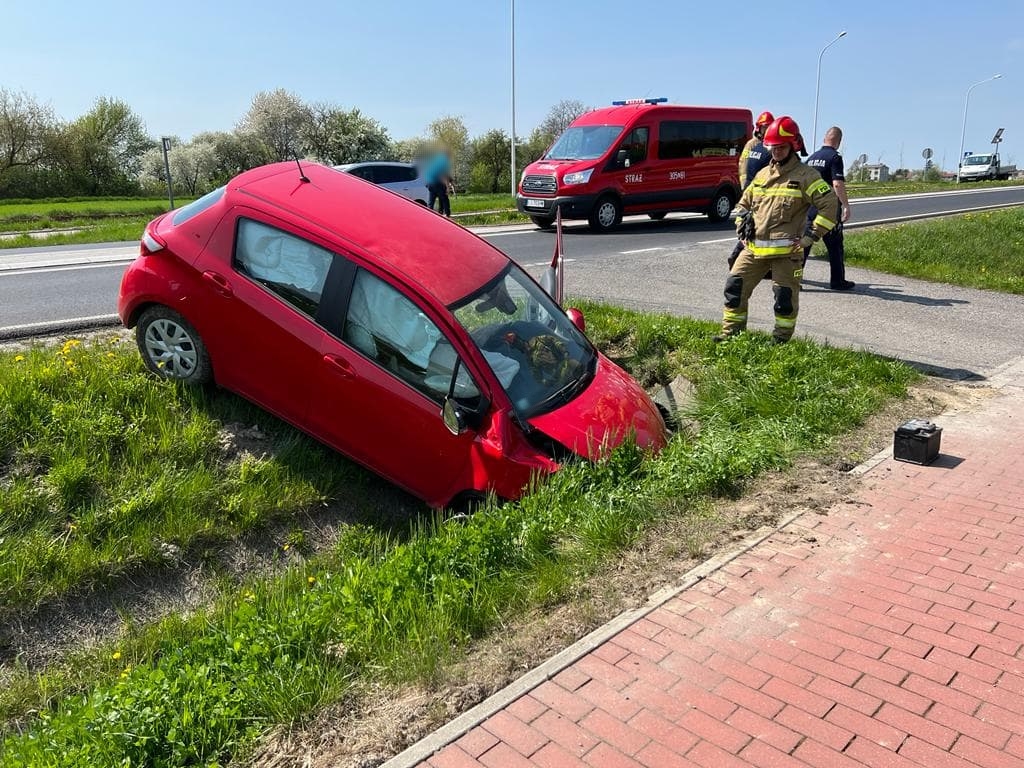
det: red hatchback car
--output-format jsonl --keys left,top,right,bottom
{"left": 118, "top": 162, "right": 667, "bottom": 507}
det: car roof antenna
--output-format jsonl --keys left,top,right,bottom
{"left": 293, "top": 153, "right": 310, "bottom": 183}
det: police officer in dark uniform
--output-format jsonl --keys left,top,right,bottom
{"left": 729, "top": 111, "right": 775, "bottom": 269}
{"left": 804, "top": 126, "right": 854, "bottom": 290}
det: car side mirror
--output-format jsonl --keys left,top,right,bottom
{"left": 442, "top": 398, "right": 466, "bottom": 435}
{"left": 565, "top": 307, "right": 586, "bottom": 332}
{"left": 617, "top": 149, "right": 628, "bottom": 167}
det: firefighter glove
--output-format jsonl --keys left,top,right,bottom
{"left": 735, "top": 211, "right": 752, "bottom": 239}
{"left": 799, "top": 234, "right": 819, "bottom": 250}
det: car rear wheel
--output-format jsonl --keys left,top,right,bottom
{"left": 588, "top": 195, "right": 622, "bottom": 232}
{"left": 530, "top": 215, "right": 554, "bottom": 229}
{"left": 136, "top": 305, "right": 213, "bottom": 385}
{"left": 707, "top": 189, "right": 734, "bottom": 222}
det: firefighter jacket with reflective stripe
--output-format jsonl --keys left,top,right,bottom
{"left": 738, "top": 137, "right": 758, "bottom": 188}
{"left": 736, "top": 153, "right": 839, "bottom": 257}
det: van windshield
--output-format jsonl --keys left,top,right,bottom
{"left": 963, "top": 155, "right": 992, "bottom": 166}
{"left": 545, "top": 125, "right": 624, "bottom": 161}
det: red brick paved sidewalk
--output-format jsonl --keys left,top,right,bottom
{"left": 389, "top": 362, "right": 1024, "bottom": 768}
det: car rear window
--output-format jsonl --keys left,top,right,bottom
{"left": 171, "top": 186, "right": 226, "bottom": 225}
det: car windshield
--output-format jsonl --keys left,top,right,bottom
{"left": 963, "top": 155, "right": 992, "bottom": 165}
{"left": 451, "top": 265, "right": 596, "bottom": 419}
{"left": 545, "top": 125, "right": 624, "bottom": 161}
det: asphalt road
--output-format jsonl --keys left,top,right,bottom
{"left": 2, "top": 186, "right": 1023, "bottom": 378}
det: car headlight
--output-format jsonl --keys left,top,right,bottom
{"left": 562, "top": 168, "right": 594, "bottom": 186}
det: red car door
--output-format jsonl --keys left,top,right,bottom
{"left": 190, "top": 208, "right": 334, "bottom": 431}
{"left": 310, "top": 265, "right": 482, "bottom": 506}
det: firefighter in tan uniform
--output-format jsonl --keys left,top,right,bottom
{"left": 715, "top": 116, "right": 838, "bottom": 345}
{"left": 730, "top": 110, "right": 775, "bottom": 268}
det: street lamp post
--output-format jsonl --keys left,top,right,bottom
{"left": 812, "top": 30, "right": 847, "bottom": 150}
{"left": 510, "top": 0, "right": 516, "bottom": 197}
{"left": 957, "top": 74, "right": 1002, "bottom": 183}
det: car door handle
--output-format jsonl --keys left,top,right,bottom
{"left": 202, "top": 271, "right": 233, "bottom": 297}
{"left": 323, "top": 354, "right": 356, "bottom": 379}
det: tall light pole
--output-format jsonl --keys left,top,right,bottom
{"left": 812, "top": 30, "right": 847, "bottom": 150}
{"left": 510, "top": 0, "right": 517, "bottom": 197}
{"left": 957, "top": 74, "right": 1002, "bottom": 183}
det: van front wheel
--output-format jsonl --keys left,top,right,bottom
{"left": 707, "top": 189, "right": 734, "bottom": 222}
{"left": 588, "top": 195, "right": 622, "bottom": 232}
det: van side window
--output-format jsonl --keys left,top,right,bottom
{"left": 344, "top": 268, "right": 481, "bottom": 404}
{"left": 234, "top": 219, "right": 333, "bottom": 317}
{"left": 618, "top": 127, "right": 649, "bottom": 164}
{"left": 658, "top": 121, "right": 748, "bottom": 159}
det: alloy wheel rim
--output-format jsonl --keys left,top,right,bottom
{"left": 144, "top": 319, "right": 197, "bottom": 377}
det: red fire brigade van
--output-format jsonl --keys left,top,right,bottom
{"left": 517, "top": 99, "right": 753, "bottom": 232}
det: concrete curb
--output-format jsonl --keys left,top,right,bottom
{"left": 381, "top": 354, "right": 1024, "bottom": 767}
{"left": 0, "top": 314, "right": 121, "bottom": 341}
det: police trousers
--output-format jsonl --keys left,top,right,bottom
{"left": 721, "top": 248, "right": 803, "bottom": 341}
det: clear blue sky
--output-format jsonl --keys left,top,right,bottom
{"left": 5, "top": 0, "right": 1022, "bottom": 171}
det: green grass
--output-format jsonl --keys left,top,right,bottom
{"left": 835, "top": 206, "right": 1024, "bottom": 293}
{"left": 0, "top": 198, "right": 180, "bottom": 221}
{"left": 846, "top": 178, "right": 1020, "bottom": 197}
{"left": 0, "top": 308, "right": 917, "bottom": 766}
{"left": 0, "top": 336, "right": 366, "bottom": 614}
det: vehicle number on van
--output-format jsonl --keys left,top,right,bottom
{"left": 525, "top": 199, "right": 545, "bottom": 208}
{"left": 669, "top": 171, "right": 686, "bottom": 181}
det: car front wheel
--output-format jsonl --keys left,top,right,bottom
{"left": 588, "top": 195, "right": 622, "bottom": 232}
{"left": 707, "top": 189, "right": 734, "bottom": 222}
{"left": 136, "top": 305, "right": 213, "bottom": 385}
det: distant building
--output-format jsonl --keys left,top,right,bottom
{"left": 863, "top": 163, "right": 890, "bottom": 182}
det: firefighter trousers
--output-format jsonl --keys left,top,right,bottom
{"left": 720, "top": 248, "right": 803, "bottom": 341}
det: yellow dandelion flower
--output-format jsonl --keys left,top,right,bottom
{"left": 14, "top": 355, "right": 25, "bottom": 362}
{"left": 112, "top": 651, "right": 122, "bottom": 660}
{"left": 283, "top": 543, "right": 290, "bottom": 551}
{"left": 307, "top": 576, "right": 316, "bottom": 585}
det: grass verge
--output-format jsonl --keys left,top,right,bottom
{"left": 0, "top": 335, "right": 365, "bottom": 614}
{"left": 0, "top": 307, "right": 917, "bottom": 766}
{"left": 832, "top": 206, "right": 1024, "bottom": 293}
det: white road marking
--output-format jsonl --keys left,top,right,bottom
{"left": 620, "top": 247, "right": 665, "bottom": 255}
{"left": 0, "top": 260, "right": 132, "bottom": 277}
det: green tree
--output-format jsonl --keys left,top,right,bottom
{"left": 59, "top": 97, "right": 153, "bottom": 195}
{"left": 536, "top": 99, "right": 588, "bottom": 140}
{"left": 469, "top": 129, "right": 511, "bottom": 193}
{"left": 194, "top": 130, "right": 272, "bottom": 183}
{"left": 304, "top": 105, "right": 392, "bottom": 165}
{"left": 237, "top": 88, "right": 310, "bottom": 162}
{"left": 0, "top": 88, "right": 57, "bottom": 178}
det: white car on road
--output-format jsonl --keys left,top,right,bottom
{"left": 334, "top": 162, "right": 430, "bottom": 206}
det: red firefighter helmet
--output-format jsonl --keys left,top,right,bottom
{"left": 755, "top": 111, "right": 775, "bottom": 129}
{"left": 763, "top": 116, "right": 806, "bottom": 154}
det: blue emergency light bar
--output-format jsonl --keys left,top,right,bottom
{"left": 611, "top": 97, "right": 668, "bottom": 106}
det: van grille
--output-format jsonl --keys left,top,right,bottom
{"left": 522, "top": 174, "right": 557, "bottom": 195}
